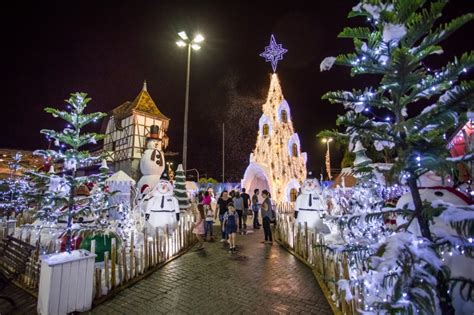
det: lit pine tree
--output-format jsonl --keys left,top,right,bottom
{"left": 30, "top": 93, "right": 113, "bottom": 252}
{"left": 320, "top": 1, "right": 474, "bottom": 313}
{"left": 0, "top": 152, "right": 30, "bottom": 218}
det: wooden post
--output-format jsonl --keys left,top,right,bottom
{"left": 111, "top": 238, "right": 117, "bottom": 288}
{"left": 104, "top": 251, "right": 110, "bottom": 292}
{"left": 165, "top": 225, "right": 169, "bottom": 260}
{"left": 303, "top": 221, "right": 309, "bottom": 261}
{"left": 130, "top": 232, "right": 135, "bottom": 280}
{"left": 91, "top": 239, "right": 96, "bottom": 255}
{"left": 95, "top": 268, "right": 102, "bottom": 299}
{"left": 122, "top": 247, "right": 128, "bottom": 283}
{"left": 148, "top": 240, "right": 153, "bottom": 268}
{"left": 144, "top": 228, "right": 149, "bottom": 271}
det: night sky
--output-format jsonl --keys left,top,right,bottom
{"left": 2, "top": 0, "right": 473, "bottom": 181}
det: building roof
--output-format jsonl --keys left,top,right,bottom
{"left": 111, "top": 81, "right": 170, "bottom": 121}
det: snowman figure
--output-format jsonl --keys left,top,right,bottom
{"left": 137, "top": 125, "right": 165, "bottom": 195}
{"left": 145, "top": 180, "right": 180, "bottom": 233}
{"left": 295, "top": 179, "right": 330, "bottom": 234}
{"left": 396, "top": 171, "right": 470, "bottom": 235}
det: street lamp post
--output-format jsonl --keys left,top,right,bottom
{"left": 322, "top": 138, "right": 333, "bottom": 180}
{"left": 185, "top": 168, "right": 200, "bottom": 183}
{"left": 176, "top": 31, "right": 204, "bottom": 172}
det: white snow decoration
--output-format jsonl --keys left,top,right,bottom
{"left": 373, "top": 140, "right": 395, "bottom": 151}
{"left": 64, "top": 158, "right": 77, "bottom": 171}
{"left": 42, "top": 249, "right": 93, "bottom": 265}
{"left": 361, "top": 42, "right": 368, "bottom": 52}
{"left": 89, "top": 137, "right": 97, "bottom": 144}
{"left": 353, "top": 3, "right": 394, "bottom": 19}
{"left": 320, "top": 56, "right": 336, "bottom": 72}
{"left": 421, "top": 104, "right": 437, "bottom": 115}
{"left": 435, "top": 201, "right": 474, "bottom": 223}
{"left": 467, "top": 111, "right": 474, "bottom": 119}
{"left": 341, "top": 91, "right": 354, "bottom": 107}
{"left": 383, "top": 24, "right": 407, "bottom": 43}
{"left": 353, "top": 102, "right": 365, "bottom": 113}
{"left": 54, "top": 139, "right": 60, "bottom": 146}
{"left": 420, "top": 124, "right": 437, "bottom": 133}
{"left": 337, "top": 279, "right": 353, "bottom": 301}
{"left": 401, "top": 106, "right": 408, "bottom": 117}
{"left": 378, "top": 55, "right": 389, "bottom": 65}
{"left": 447, "top": 153, "right": 474, "bottom": 162}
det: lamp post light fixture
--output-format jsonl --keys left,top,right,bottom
{"left": 185, "top": 168, "right": 200, "bottom": 183}
{"left": 176, "top": 31, "right": 205, "bottom": 172}
{"left": 321, "top": 138, "right": 333, "bottom": 180}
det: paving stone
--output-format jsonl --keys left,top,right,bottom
{"left": 86, "top": 223, "right": 332, "bottom": 314}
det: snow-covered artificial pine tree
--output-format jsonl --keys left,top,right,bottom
{"left": 174, "top": 164, "right": 190, "bottom": 210}
{"left": 0, "top": 152, "right": 30, "bottom": 218}
{"left": 28, "top": 93, "right": 113, "bottom": 252}
{"left": 320, "top": 1, "right": 474, "bottom": 313}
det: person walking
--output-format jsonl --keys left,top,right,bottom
{"left": 233, "top": 191, "right": 244, "bottom": 231}
{"left": 216, "top": 190, "right": 232, "bottom": 242}
{"left": 241, "top": 188, "right": 250, "bottom": 229}
{"left": 204, "top": 202, "right": 215, "bottom": 241}
{"left": 260, "top": 190, "right": 274, "bottom": 244}
{"left": 193, "top": 205, "right": 206, "bottom": 250}
{"left": 223, "top": 203, "right": 239, "bottom": 253}
{"left": 202, "top": 191, "right": 212, "bottom": 208}
{"left": 252, "top": 189, "right": 261, "bottom": 229}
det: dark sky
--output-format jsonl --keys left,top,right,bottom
{"left": 2, "top": 0, "right": 473, "bottom": 180}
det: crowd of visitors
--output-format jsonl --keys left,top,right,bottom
{"left": 191, "top": 187, "right": 276, "bottom": 252}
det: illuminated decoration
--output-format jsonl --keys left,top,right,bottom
{"left": 242, "top": 74, "right": 307, "bottom": 203}
{"left": 259, "top": 34, "right": 287, "bottom": 73}
{"left": 447, "top": 120, "right": 474, "bottom": 182}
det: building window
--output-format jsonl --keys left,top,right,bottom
{"left": 290, "top": 188, "right": 298, "bottom": 202}
{"left": 292, "top": 143, "right": 298, "bottom": 157}
{"left": 281, "top": 110, "right": 288, "bottom": 123}
{"left": 263, "top": 124, "right": 269, "bottom": 137}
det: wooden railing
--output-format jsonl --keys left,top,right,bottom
{"left": 274, "top": 204, "right": 363, "bottom": 315}
{"left": 10, "top": 212, "right": 196, "bottom": 303}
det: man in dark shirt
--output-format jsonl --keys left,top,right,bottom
{"left": 241, "top": 188, "right": 250, "bottom": 229}
{"left": 217, "top": 190, "right": 232, "bottom": 242}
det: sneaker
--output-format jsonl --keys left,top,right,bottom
{"left": 220, "top": 239, "right": 226, "bottom": 242}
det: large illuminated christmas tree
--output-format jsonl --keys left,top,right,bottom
{"left": 320, "top": 1, "right": 474, "bottom": 313}
{"left": 242, "top": 35, "right": 307, "bottom": 203}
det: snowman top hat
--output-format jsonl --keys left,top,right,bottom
{"left": 147, "top": 125, "right": 161, "bottom": 141}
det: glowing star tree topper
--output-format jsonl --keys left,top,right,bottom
{"left": 260, "top": 34, "right": 287, "bottom": 72}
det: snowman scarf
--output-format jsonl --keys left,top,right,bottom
{"left": 150, "top": 149, "right": 163, "bottom": 166}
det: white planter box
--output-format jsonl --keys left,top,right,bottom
{"left": 37, "top": 249, "right": 96, "bottom": 315}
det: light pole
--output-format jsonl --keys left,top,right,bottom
{"left": 322, "top": 138, "right": 333, "bottom": 180}
{"left": 185, "top": 168, "right": 200, "bottom": 183}
{"left": 176, "top": 31, "right": 204, "bottom": 172}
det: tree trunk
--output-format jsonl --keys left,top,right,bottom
{"left": 406, "top": 177, "right": 431, "bottom": 239}
{"left": 407, "top": 176, "right": 454, "bottom": 314}
{"left": 66, "top": 174, "right": 76, "bottom": 253}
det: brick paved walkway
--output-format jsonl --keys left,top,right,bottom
{"left": 91, "top": 223, "right": 332, "bottom": 315}
{"left": 0, "top": 283, "right": 37, "bottom": 315}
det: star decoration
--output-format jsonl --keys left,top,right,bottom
{"left": 259, "top": 34, "right": 287, "bottom": 72}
